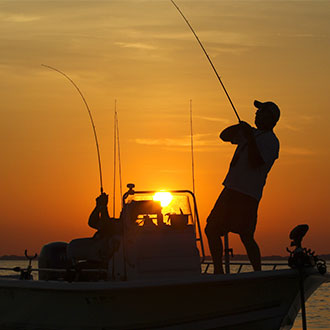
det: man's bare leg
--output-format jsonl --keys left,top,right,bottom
{"left": 240, "top": 233, "right": 261, "bottom": 271}
{"left": 206, "top": 230, "right": 224, "bottom": 274}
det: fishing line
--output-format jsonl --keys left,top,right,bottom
{"left": 42, "top": 64, "right": 104, "bottom": 194}
{"left": 170, "top": 0, "right": 241, "bottom": 122}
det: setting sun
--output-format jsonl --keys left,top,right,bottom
{"left": 153, "top": 192, "right": 173, "bottom": 207}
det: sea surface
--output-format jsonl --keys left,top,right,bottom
{"left": 0, "top": 260, "right": 329, "bottom": 329}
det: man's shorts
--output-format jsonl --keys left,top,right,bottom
{"left": 206, "top": 187, "right": 259, "bottom": 237}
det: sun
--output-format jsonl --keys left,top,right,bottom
{"left": 153, "top": 191, "right": 173, "bottom": 207}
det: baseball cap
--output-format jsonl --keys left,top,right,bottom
{"left": 254, "top": 100, "right": 280, "bottom": 123}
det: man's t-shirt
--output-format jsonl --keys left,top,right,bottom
{"left": 223, "top": 128, "right": 279, "bottom": 201}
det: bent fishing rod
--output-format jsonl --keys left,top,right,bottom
{"left": 170, "top": 0, "right": 241, "bottom": 123}
{"left": 42, "top": 64, "right": 104, "bottom": 194}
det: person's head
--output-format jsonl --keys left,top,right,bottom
{"left": 254, "top": 100, "right": 280, "bottom": 130}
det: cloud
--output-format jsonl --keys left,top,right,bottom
{"left": 279, "top": 115, "right": 321, "bottom": 132}
{"left": 134, "top": 133, "right": 221, "bottom": 148}
{"left": 195, "top": 115, "right": 230, "bottom": 124}
{"left": 134, "top": 134, "right": 317, "bottom": 157}
{"left": 3, "top": 14, "right": 41, "bottom": 23}
{"left": 281, "top": 147, "right": 315, "bottom": 156}
{"left": 280, "top": 123, "right": 300, "bottom": 132}
{"left": 142, "top": 113, "right": 230, "bottom": 123}
{"left": 299, "top": 115, "right": 321, "bottom": 122}
{"left": 140, "top": 28, "right": 257, "bottom": 54}
{"left": 278, "top": 33, "right": 315, "bottom": 39}
{"left": 114, "top": 42, "right": 157, "bottom": 50}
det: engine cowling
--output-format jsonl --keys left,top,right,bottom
{"left": 38, "top": 242, "right": 68, "bottom": 280}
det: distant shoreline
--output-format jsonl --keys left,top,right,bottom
{"left": 205, "top": 254, "right": 330, "bottom": 261}
{"left": 1, "top": 254, "right": 329, "bottom": 261}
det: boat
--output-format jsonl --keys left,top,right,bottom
{"left": 0, "top": 184, "right": 328, "bottom": 330}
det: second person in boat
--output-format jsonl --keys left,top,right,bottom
{"left": 67, "top": 192, "right": 121, "bottom": 266}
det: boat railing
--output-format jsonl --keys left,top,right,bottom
{"left": 0, "top": 266, "right": 108, "bottom": 280}
{"left": 1, "top": 261, "right": 290, "bottom": 279}
{"left": 0, "top": 267, "right": 107, "bottom": 273}
{"left": 201, "top": 260, "right": 289, "bottom": 274}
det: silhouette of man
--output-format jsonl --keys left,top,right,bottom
{"left": 67, "top": 192, "right": 120, "bottom": 263}
{"left": 89, "top": 192, "right": 118, "bottom": 240}
{"left": 205, "top": 100, "right": 280, "bottom": 274}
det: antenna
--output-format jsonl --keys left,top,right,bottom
{"left": 113, "top": 100, "right": 117, "bottom": 217}
{"left": 116, "top": 111, "right": 123, "bottom": 207}
{"left": 112, "top": 100, "right": 123, "bottom": 218}
{"left": 190, "top": 99, "right": 196, "bottom": 195}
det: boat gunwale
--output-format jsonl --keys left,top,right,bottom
{"left": 0, "top": 268, "right": 326, "bottom": 292}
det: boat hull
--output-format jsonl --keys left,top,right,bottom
{"left": 0, "top": 269, "right": 327, "bottom": 330}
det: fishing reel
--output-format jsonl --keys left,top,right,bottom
{"left": 287, "top": 224, "right": 326, "bottom": 275}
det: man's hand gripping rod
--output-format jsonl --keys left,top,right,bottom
{"left": 170, "top": 0, "right": 241, "bottom": 123}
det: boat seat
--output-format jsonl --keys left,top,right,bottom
{"left": 66, "top": 237, "right": 115, "bottom": 281}
{"left": 67, "top": 237, "right": 111, "bottom": 263}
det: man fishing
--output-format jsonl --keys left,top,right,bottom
{"left": 67, "top": 192, "right": 120, "bottom": 264}
{"left": 205, "top": 100, "right": 280, "bottom": 274}
{"left": 89, "top": 193, "right": 117, "bottom": 237}
{"left": 87, "top": 192, "right": 121, "bottom": 260}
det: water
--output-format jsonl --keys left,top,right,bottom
{"left": 204, "top": 261, "right": 330, "bottom": 330}
{"left": 0, "top": 260, "right": 329, "bottom": 329}
{"left": 293, "top": 278, "right": 329, "bottom": 330}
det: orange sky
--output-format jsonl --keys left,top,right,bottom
{"left": 0, "top": 0, "right": 329, "bottom": 256}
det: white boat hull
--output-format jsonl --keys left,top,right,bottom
{"left": 0, "top": 268, "right": 327, "bottom": 330}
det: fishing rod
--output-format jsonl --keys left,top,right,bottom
{"left": 41, "top": 64, "right": 104, "bottom": 194}
{"left": 170, "top": 0, "right": 241, "bottom": 123}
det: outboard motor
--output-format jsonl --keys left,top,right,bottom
{"left": 287, "top": 224, "right": 327, "bottom": 330}
{"left": 287, "top": 224, "right": 315, "bottom": 269}
{"left": 38, "top": 242, "right": 69, "bottom": 280}
{"left": 287, "top": 224, "right": 326, "bottom": 274}
{"left": 289, "top": 224, "right": 309, "bottom": 249}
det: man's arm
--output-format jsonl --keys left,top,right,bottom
{"left": 219, "top": 124, "right": 241, "bottom": 142}
{"left": 88, "top": 206, "right": 100, "bottom": 230}
{"left": 88, "top": 193, "right": 110, "bottom": 230}
{"left": 240, "top": 122, "right": 265, "bottom": 167}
